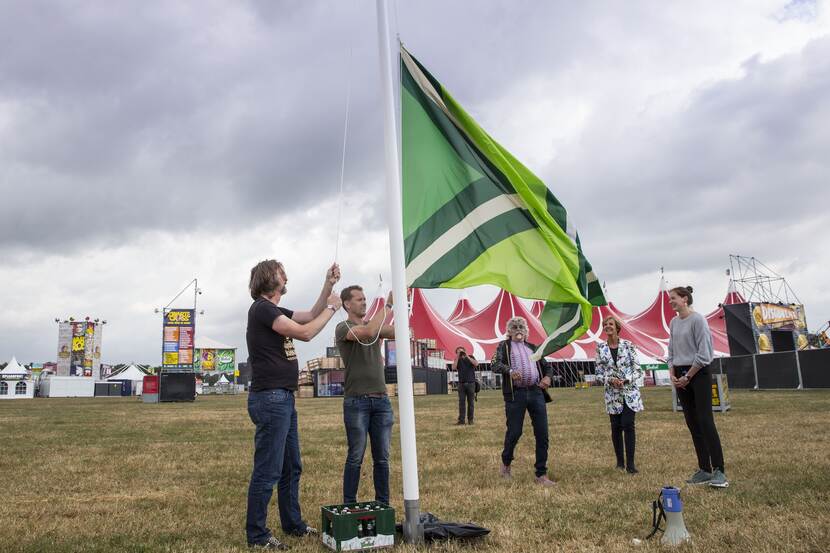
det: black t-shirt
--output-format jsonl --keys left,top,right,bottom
{"left": 457, "top": 355, "right": 476, "bottom": 383}
{"left": 610, "top": 347, "right": 619, "bottom": 365}
{"left": 247, "top": 298, "right": 298, "bottom": 392}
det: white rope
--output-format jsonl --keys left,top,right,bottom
{"left": 347, "top": 305, "right": 390, "bottom": 347}
{"left": 333, "top": 45, "right": 353, "bottom": 264}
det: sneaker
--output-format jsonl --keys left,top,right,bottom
{"left": 249, "top": 536, "right": 290, "bottom": 550}
{"left": 686, "top": 469, "right": 713, "bottom": 485}
{"left": 535, "top": 475, "right": 556, "bottom": 487}
{"left": 708, "top": 469, "right": 729, "bottom": 488}
{"left": 500, "top": 464, "right": 512, "bottom": 479}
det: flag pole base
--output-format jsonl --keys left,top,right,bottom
{"left": 403, "top": 498, "right": 424, "bottom": 544}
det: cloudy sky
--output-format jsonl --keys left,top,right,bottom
{"left": 1, "top": 0, "right": 828, "bottom": 366}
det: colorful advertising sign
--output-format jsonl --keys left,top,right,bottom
{"left": 57, "top": 321, "right": 103, "bottom": 376}
{"left": 751, "top": 302, "right": 808, "bottom": 353}
{"left": 161, "top": 309, "right": 195, "bottom": 370}
{"left": 216, "top": 349, "right": 235, "bottom": 372}
{"left": 194, "top": 347, "right": 236, "bottom": 373}
{"left": 200, "top": 349, "right": 215, "bottom": 371}
{"left": 57, "top": 323, "right": 72, "bottom": 376}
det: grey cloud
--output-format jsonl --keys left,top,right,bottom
{"left": 0, "top": 1, "right": 385, "bottom": 256}
{"left": 550, "top": 36, "right": 830, "bottom": 281}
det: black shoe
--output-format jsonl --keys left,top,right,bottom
{"left": 615, "top": 463, "right": 625, "bottom": 470}
{"left": 249, "top": 536, "right": 290, "bottom": 550}
{"left": 455, "top": 421, "right": 466, "bottom": 425}
{"left": 287, "top": 526, "right": 318, "bottom": 537}
{"left": 626, "top": 466, "right": 639, "bottom": 474}
{"left": 467, "top": 420, "right": 474, "bottom": 425}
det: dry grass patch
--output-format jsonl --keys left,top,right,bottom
{"left": 0, "top": 388, "right": 828, "bottom": 552}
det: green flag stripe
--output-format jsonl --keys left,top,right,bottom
{"left": 409, "top": 208, "right": 537, "bottom": 288}
{"left": 407, "top": 194, "right": 523, "bottom": 284}
{"left": 402, "top": 63, "right": 515, "bottom": 203}
{"left": 404, "top": 177, "right": 504, "bottom": 261}
{"left": 538, "top": 303, "right": 583, "bottom": 352}
{"left": 401, "top": 67, "right": 488, "bottom": 183}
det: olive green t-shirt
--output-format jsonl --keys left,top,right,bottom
{"left": 335, "top": 320, "right": 387, "bottom": 397}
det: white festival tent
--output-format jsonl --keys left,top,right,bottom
{"left": 1, "top": 356, "right": 28, "bottom": 378}
{"left": 1, "top": 356, "right": 35, "bottom": 399}
{"left": 106, "top": 364, "right": 150, "bottom": 395}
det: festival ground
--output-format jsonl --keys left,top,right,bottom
{"left": 1, "top": 389, "right": 827, "bottom": 553}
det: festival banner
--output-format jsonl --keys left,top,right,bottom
{"left": 216, "top": 349, "right": 235, "bottom": 372}
{"left": 751, "top": 302, "right": 808, "bottom": 353}
{"left": 200, "top": 349, "right": 215, "bottom": 371}
{"left": 161, "top": 309, "right": 196, "bottom": 370}
{"left": 57, "top": 322, "right": 72, "bottom": 376}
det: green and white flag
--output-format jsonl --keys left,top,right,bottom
{"left": 400, "top": 46, "right": 605, "bottom": 358}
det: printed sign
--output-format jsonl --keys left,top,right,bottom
{"left": 751, "top": 302, "right": 808, "bottom": 353}
{"left": 673, "top": 374, "right": 730, "bottom": 412}
{"left": 161, "top": 309, "right": 196, "bottom": 370}
{"left": 216, "top": 349, "right": 235, "bottom": 372}
{"left": 57, "top": 321, "right": 103, "bottom": 377}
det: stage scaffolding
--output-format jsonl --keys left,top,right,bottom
{"left": 728, "top": 254, "right": 801, "bottom": 304}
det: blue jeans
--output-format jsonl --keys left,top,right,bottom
{"left": 246, "top": 389, "right": 308, "bottom": 545}
{"left": 343, "top": 395, "right": 394, "bottom": 505}
{"left": 502, "top": 387, "right": 550, "bottom": 477}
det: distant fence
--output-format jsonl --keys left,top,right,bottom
{"left": 714, "top": 348, "right": 830, "bottom": 389}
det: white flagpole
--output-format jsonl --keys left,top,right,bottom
{"left": 376, "top": 0, "right": 423, "bottom": 543}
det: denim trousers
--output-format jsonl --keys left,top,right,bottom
{"left": 245, "top": 389, "right": 307, "bottom": 545}
{"left": 343, "top": 395, "right": 394, "bottom": 505}
{"left": 501, "top": 387, "right": 550, "bottom": 477}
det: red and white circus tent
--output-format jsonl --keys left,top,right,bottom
{"left": 447, "top": 291, "right": 478, "bottom": 322}
{"left": 371, "top": 278, "right": 740, "bottom": 365}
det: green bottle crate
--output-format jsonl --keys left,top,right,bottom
{"left": 321, "top": 501, "right": 396, "bottom": 551}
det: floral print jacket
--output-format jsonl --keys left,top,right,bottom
{"left": 594, "top": 340, "right": 644, "bottom": 414}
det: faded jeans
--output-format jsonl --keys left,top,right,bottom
{"left": 343, "top": 395, "right": 394, "bottom": 505}
{"left": 245, "top": 389, "right": 308, "bottom": 545}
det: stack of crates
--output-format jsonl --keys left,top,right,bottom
{"left": 321, "top": 501, "right": 395, "bottom": 552}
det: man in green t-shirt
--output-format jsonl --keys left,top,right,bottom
{"left": 335, "top": 286, "right": 395, "bottom": 505}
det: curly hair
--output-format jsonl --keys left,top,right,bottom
{"left": 506, "top": 316, "right": 528, "bottom": 337}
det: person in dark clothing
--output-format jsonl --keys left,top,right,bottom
{"left": 245, "top": 259, "right": 343, "bottom": 550}
{"left": 491, "top": 316, "right": 555, "bottom": 487}
{"left": 452, "top": 346, "right": 478, "bottom": 425}
{"left": 668, "top": 285, "right": 728, "bottom": 489}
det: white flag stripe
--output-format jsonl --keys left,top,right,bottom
{"left": 530, "top": 307, "right": 582, "bottom": 361}
{"left": 405, "top": 194, "right": 522, "bottom": 284}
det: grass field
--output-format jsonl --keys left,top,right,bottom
{"left": 1, "top": 387, "right": 828, "bottom": 553}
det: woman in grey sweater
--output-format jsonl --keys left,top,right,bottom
{"left": 667, "top": 286, "right": 728, "bottom": 488}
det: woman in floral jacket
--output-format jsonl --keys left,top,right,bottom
{"left": 595, "top": 315, "right": 643, "bottom": 474}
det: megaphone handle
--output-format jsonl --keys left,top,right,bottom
{"left": 645, "top": 498, "right": 666, "bottom": 540}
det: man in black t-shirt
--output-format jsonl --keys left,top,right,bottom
{"left": 245, "top": 259, "right": 343, "bottom": 550}
{"left": 452, "top": 346, "right": 478, "bottom": 425}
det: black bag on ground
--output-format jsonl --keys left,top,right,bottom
{"left": 395, "top": 512, "right": 490, "bottom": 541}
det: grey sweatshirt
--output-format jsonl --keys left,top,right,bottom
{"left": 667, "top": 311, "right": 713, "bottom": 368}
